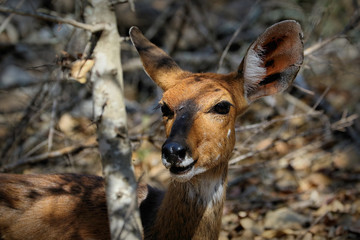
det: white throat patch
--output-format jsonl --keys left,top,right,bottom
{"left": 185, "top": 177, "right": 225, "bottom": 208}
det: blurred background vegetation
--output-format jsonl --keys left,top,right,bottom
{"left": 0, "top": 0, "right": 359, "bottom": 239}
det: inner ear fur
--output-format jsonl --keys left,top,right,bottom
{"left": 129, "top": 27, "right": 189, "bottom": 91}
{"left": 239, "top": 20, "right": 304, "bottom": 102}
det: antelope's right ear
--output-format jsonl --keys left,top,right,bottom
{"left": 129, "top": 27, "right": 188, "bottom": 91}
{"left": 239, "top": 20, "right": 304, "bottom": 102}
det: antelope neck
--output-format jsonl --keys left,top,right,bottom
{"left": 176, "top": 163, "right": 228, "bottom": 207}
{"left": 148, "top": 163, "right": 228, "bottom": 240}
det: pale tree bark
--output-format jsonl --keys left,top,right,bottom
{"left": 85, "top": 0, "right": 142, "bottom": 239}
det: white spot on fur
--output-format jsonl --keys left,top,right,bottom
{"left": 162, "top": 156, "right": 171, "bottom": 169}
{"left": 178, "top": 155, "right": 194, "bottom": 167}
{"left": 186, "top": 177, "right": 224, "bottom": 208}
{"left": 227, "top": 129, "right": 231, "bottom": 138}
{"left": 170, "top": 164, "right": 206, "bottom": 183}
{"left": 170, "top": 170, "right": 195, "bottom": 183}
{"left": 163, "top": 153, "right": 194, "bottom": 169}
{"left": 244, "top": 45, "right": 266, "bottom": 101}
{"left": 194, "top": 166, "right": 207, "bottom": 175}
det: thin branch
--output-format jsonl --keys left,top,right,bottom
{"left": 292, "top": 83, "right": 315, "bottom": 96}
{"left": 1, "top": 137, "right": 97, "bottom": 172}
{"left": 48, "top": 99, "right": 57, "bottom": 151}
{"left": 145, "top": 0, "right": 182, "bottom": 40}
{"left": 230, "top": 127, "right": 330, "bottom": 166}
{"left": 304, "top": 7, "right": 360, "bottom": 56}
{"left": 312, "top": 85, "right": 331, "bottom": 111}
{"left": 331, "top": 114, "right": 358, "bottom": 131}
{"left": 186, "top": 1, "right": 222, "bottom": 54}
{"left": 217, "top": 0, "right": 260, "bottom": 71}
{"left": 277, "top": 139, "right": 325, "bottom": 164}
{"left": 235, "top": 111, "right": 322, "bottom": 132}
{"left": 0, "top": 0, "right": 25, "bottom": 34}
{"left": 304, "top": 35, "right": 341, "bottom": 56}
{"left": 0, "top": 5, "right": 105, "bottom": 32}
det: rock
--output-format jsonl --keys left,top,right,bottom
{"left": 264, "top": 207, "right": 310, "bottom": 230}
{"left": 240, "top": 217, "right": 262, "bottom": 235}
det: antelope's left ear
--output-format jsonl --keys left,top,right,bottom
{"left": 239, "top": 20, "right": 304, "bottom": 102}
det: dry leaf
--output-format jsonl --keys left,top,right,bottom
{"left": 255, "top": 138, "right": 273, "bottom": 151}
{"left": 70, "top": 59, "right": 95, "bottom": 83}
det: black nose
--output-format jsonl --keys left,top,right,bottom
{"left": 162, "top": 141, "right": 186, "bottom": 165}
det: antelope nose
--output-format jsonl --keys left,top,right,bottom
{"left": 162, "top": 142, "right": 186, "bottom": 165}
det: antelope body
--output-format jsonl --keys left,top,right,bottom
{"left": 0, "top": 21, "right": 303, "bottom": 240}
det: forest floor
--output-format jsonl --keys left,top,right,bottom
{"left": 0, "top": 0, "right": 360, "bottom": 239}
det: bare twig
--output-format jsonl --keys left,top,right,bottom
{"left": 22, "top": 140, "right": 48, "bottom": 160}
{"left": 229, "top": 151, "right": 258, "bottom": 165}
{"left": 0, "top": 5, "right": 105, "bottom": 32}
{"left": 0, "top": 84, "right": 51, "bottom": 163}
{"left": 186, "top": 1, "right": 222, "bottom": 54}
{"left": 304, "top": 7, "right": 360, "bottom": 56}
{"left": 293, "top": 83, "right": 315, "bottom": 96}
{"left": 235, "top": 111, "right": 322, "bottom": 132}
{"left": 283, "top": 93, "right": 314, "bottom": 112}
{"left": 48, "top": 99, "right": 57, "bottom": 151}
{"left": 304, "top": 35, "right": 341, "bottom": 56}
{"left": 145, "top": 0, "right": 180, "bottom": 40}
{"left": 0, "top": 0, "right": 25, "bottom": 34}
{"left": 231, "top": 116, "right": 333, "bottom": 166}
{"left": 278, "top": 139, "right": 325, "bottom": 164}
{"left": 217, "top": 0, "right": 261, "bottom": 71}
{"left": 1, "top": 137, "right": 97, "bottom": 172}
{"left": 312, "top": 85, "right": 331, "bottom": 111}
{"left": 331, "top": 113, "right": 358, "bottom": 131}
{"left": 168, "top": 4, "right": 189, "bottom": 55}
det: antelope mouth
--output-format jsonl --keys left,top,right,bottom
{"left": 170, "top": 160, "right": 196, "bottom": 175}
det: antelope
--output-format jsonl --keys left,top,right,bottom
{"left": 0, "top": 20, "right": 303, "bottom": 240}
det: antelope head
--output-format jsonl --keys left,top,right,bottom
{"left": 130, "top": 21, "right": 303, "bottom": 182}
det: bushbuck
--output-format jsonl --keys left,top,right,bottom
{"left": 0, "top": 20, "right": 303, "bottom": 240}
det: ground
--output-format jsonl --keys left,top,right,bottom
{"left": 0, "top": 0, "right": 359, "bottom": 239}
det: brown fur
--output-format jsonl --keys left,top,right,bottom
{"left": 0, "top": 174, "right": 109, "bottom": 240}
{"left": 0, "top": 21, "right": 303, "bottom": 240}
{"left": 146, "top": 163, "right": 228, "bottom": 239}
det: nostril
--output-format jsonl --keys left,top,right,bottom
{"left": 162, "top": 142, "right": 187, "bottom": 164}
{"left": 177, "top": 147, "right": 186, "bottom": 159}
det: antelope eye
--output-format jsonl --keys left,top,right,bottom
{"left": 212, "top": 101, "right": 232, "bottom": 115}
{"left": 161, "top": 103, "right": 173, "bottom": 117}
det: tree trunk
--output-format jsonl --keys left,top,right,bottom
{"left": 85, "top": 0, "right": 142, "bottom": 239}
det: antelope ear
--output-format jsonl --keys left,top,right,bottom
{"left": 129, "top": 27, "right": 188, "bottom": 91}
{"left": 239, "top": 20, "right": 304, "bottom": 102}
